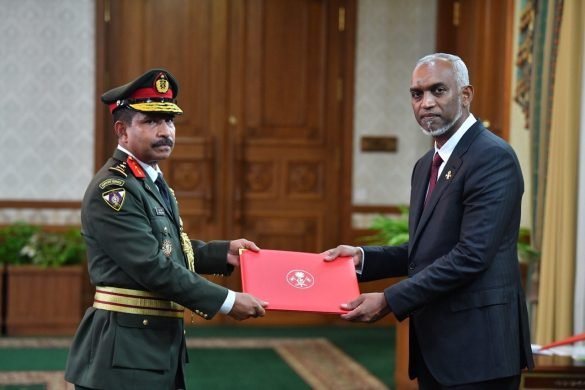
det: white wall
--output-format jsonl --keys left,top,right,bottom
{"left": 352, "top": 0, "right": 436, "bottom": 213}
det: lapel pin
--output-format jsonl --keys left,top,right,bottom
{"left": 445, "top": 170, "right": 453, "bottom": 180}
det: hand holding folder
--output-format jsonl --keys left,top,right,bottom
{"left": 240, "top": 249, "right": 360, "bottom": 314}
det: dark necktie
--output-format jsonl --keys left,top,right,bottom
{"left": 155, "top": 174, "right": 172, "bottom": 210}
{"left": 425, "top": 152, "right": 443, "bottom": 206}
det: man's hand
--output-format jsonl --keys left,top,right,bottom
{"left": 227, "top": 238, "right": 260, "bottom": 267}
{"left": 228, "top": 292, "right": 268, "bottom": 321}
{"left": 322, "top": 245, "right": 362, "bottom": 268}
{"left": 340, "top": 293, "right": 390, "bottom": 323}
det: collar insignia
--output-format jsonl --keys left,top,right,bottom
{"left": 126, "top": 157, "right": 146, "bottom": 178}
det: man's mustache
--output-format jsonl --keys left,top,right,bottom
{"left": 152, "top": 138, "right": 174, "bottom": 148}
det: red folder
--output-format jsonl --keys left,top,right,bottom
{"left": 240, "top": 249, "right": 360, "bottom": 314}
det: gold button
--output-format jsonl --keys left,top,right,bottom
{"left": 143, "top": 319, "right": 149, "bottom": 326}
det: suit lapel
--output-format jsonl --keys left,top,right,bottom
{"left": 410, "top": 122, "right": 485, "bottom": 252}
{"left": 409, "top": 150, "right": 433, "bottom": 242}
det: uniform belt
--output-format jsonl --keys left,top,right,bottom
{"left": 93, "top": 286, "right": 184, "bottom": 318}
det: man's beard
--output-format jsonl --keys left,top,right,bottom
{"left": 419, "top": 104, "right": 463, "bottom": 137}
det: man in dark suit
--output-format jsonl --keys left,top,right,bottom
{"left": 65, "top": 69, "right": 267, "bottom": 390}
{"left": 324, "top": 53, "right": 534, "bottom": 389}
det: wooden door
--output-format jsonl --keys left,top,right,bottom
{"left": 97, "top": 0, "right": 355, "bottom": 325}
{"left": 227, "top": 0, "right": 344, "bottom": 251}
{"left": 436, "top": 0, "right": 515, "bottom": 140}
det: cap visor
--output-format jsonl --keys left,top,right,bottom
{"left": 129, "top": 102, "right": 183, "bottom": 114}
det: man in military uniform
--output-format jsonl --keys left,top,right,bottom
{"left": 65, "top": 69, "right": 267, "bottom": 390}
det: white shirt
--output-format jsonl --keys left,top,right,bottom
{"left": 433, "top": 113, "right": 477, "bottom": 179}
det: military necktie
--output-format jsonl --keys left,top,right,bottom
{"left": 155, "top": 173, "right": 172, "bottom": 210}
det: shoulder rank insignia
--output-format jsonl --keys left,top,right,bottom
{"left": 102, "top": 188, "right": 126, "bottom": 211}
{"left": 126, "top": 156, "right": 146, "bottom": 179}
{"left": 108, "top": 161, "right": 128, "bottom": 177}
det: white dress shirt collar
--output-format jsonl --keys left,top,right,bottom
{"left": 435, "top": 113, "right": 477, "bottom": 170}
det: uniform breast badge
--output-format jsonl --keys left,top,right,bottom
{"left": 161, "top": 239, "right": 173, "bottom": 257}
{"left": 101, "top": 188, "right": 126, "bottom": 211}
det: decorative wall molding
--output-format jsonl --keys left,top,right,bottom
{"left": 0, "top": 0, "right": 95, "bottom": 203}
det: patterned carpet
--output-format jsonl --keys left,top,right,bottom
{"left": 0, "top": 330, "right": 393, "bottom": 389}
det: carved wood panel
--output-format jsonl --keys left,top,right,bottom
{"left": 227, "top": 0, "right": 344, "bottom": 257}
{"left": 436, "top": 0, "right": 514, "bottom": 140}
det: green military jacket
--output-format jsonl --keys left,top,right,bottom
{"left": 65, "top": 148, "right": 233, "bottom": 390}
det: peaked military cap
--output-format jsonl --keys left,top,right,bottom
{"left": 101, "top": 69, "right": 183, "bottom": 115}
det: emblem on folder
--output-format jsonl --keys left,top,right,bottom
{"left": 286, "top": 270, "right": 315, "bottom": 289}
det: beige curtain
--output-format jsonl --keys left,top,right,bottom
{"left": 535, "top": 0, "right": 584, "bottom": 344}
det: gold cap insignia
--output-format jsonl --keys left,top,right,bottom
{"left": 155, "top": 74, "right": 169, "bottom": 94}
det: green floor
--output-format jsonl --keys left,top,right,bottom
{"left": 0, "top": 325, "right": 395, "bottom": 389}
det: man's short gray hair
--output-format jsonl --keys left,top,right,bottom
{"left": 416, "top": 53, "right": 470, "bottom": 89}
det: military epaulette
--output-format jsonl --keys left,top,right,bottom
{"left": 108, "top": 161, "right": 128, "bottom": 177}
{"left": 127, "top": 156, "right": 146, "bottom": 178}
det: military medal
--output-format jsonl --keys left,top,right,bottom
{"left": 161, "top": 239, "right": 173, "bottom": 257}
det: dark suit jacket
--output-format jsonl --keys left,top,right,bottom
{"left": 360, "top": 121, "right": 534, "bottom": 386}
{"left": 65, "top": 149, "right": 232, "bottom": 390}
